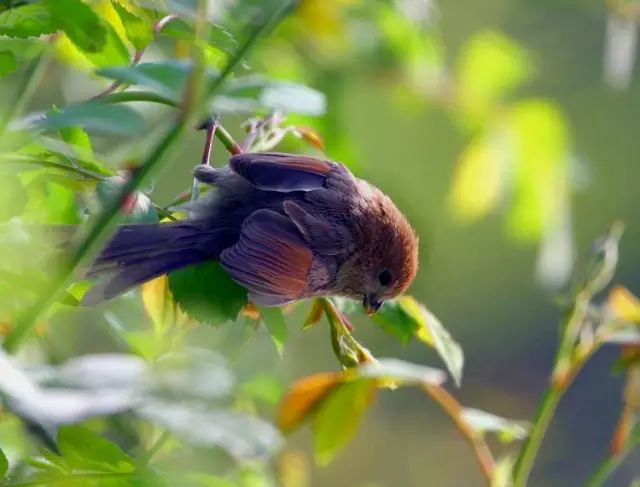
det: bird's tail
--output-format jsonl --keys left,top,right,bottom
{"left": 83, "top": 221, "right": 236, "bottom": 305}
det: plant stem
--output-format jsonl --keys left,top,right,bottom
{"left": 422, "top": 383, "right": 496, "bottom": 483}
{"left": 2, "top": 121, "right": 186, "bottom": 352}
{"left": 98, "top": 91, "right": 178, "bottom": 107}
{"left": 215, "top": 123, "right": 243, "bottom": 155}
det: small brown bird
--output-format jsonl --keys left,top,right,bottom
{"left": 86, "top": 153, "right": 419, "bottom": 314}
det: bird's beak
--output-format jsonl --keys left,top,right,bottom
{"left": 363, "top": 294, "right": 383, "bottom": 315}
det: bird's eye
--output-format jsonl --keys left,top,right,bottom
{"left": 378, "top": 269, "right": 392, "bottom": 287}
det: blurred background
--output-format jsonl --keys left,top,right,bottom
{"left": 1, "top": 0, "right": 640, "bottom": 486}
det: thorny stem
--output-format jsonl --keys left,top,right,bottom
{"left": 422, "top": 384, "right": 496, "bottom": 483}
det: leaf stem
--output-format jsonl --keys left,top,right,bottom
{"left": 422, "top": 384, "right": 496, "bottom": 483}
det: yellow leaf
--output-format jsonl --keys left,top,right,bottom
{"left": 277, "top": 371, "right": 345, "bottom": 433}
{"left": 609, "top": 285, "right": 640, "bottom": 323}
{"left": 449, "top": 134, "right": 504, "bottom": 222}
{"left": 141, "top": 275, "right": 169, "bottom": 329}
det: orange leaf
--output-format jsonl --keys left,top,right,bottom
{"left": 278, "top": 371, "right": 345, "bottom": 433}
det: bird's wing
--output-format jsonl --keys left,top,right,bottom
{"left": 229, "top": 152, "right": 333, "bottom": 192}
{"left": 220, "top": 209, "right": 313, "bottom": 306}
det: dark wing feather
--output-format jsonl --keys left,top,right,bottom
{"left": 220, "top": 209, "right": 312, "bottom": 306}
{"left": 229, "top": 152, "right": 333, "bottom": 192}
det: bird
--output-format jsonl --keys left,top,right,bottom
{"left": 84, "top": 152, "right": 419, "bottom": 314}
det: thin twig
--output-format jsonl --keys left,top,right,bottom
{"left": 92, "top": 14, "right": 178, "bottom": 100}
{"left": 422, "top": 384, "right": 496, "bottom": 483}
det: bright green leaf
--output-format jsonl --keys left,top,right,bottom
{"left": 358, "top": 358, "right": 446, "bottom": 386}
{"left": 44, "top": 0, "right": 106, "bottom": 53}
{"left": 0, "top": 4, "right": 57, "bottom": 38}
{"left": 371, "top": 299, "right": 420, "bottom": 344}
{"left": 0, "top": 447, "right": 7, "bottom": 478}
{"left": 0, "top": 51, "right": 17, "bottom": 76}
{"left": 456, "top": 30, "right": 532, "bottom": 123}
{"left": 461, "top": 408, "right": 529, "bottom": 443}
{"left": 169, "top": 261, "right": 248, "bottom": 325}
{"left": 59, "top": 126, "right": 93, "bottom": 159}
{"left": 38, "top": 102, "right": 145, "bottom": 136}
{"left": 313, "top": 379, "right": 376, "bottom": 465}
{"left": 111, "top": 0, "right": 154, "bottom": 51}
{"left": 257, "top": 306, "right": 288, "bottom": 357}
{"left": 57, "top": 425, "right": 135, "bottom": 473}
{"left": 507, "top": 99, "right": 569, "bottom": 241}
{"left": 80, "top": 22, "right": 131, "bottom": 67}
{"left": 398, "top": 296, "right": 464, "bottom": 386}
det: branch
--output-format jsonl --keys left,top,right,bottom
{"left": 422, "top": 384, "right": 496, "bottom": 483}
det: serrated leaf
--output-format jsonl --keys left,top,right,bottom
{"left": 0, "top": 50, "right": 17, "bottom": 76}
{"left": 0, "top": 447, "right": 7, "bottom": 478}
{"left": 44, "top": 0, "right": 106, "bottom": 53}
{"left": 257, "top": 306, "right": 288, "bottom": 357}
{"left": 111, "top": 1, "right": 153, "bottom": 51}
{"left": 57, "top": 426, "right": 135, "bottom": 473}
{"left": 461, "top": 408, "right": 529, "bottom": 443}
{"left": 358, "top": 358, "right": 446, "bottom": 386}
{"left": 169, "top": 261, "right": 248, "bottom": 325}
{"left": 96, "top": 61, "right": 191, "bottom": 100}
{"left": 278, "top": 372, "right": 344, "bottom": 433}
{"left": 313, "top": 379, "right": 376, "bottom": 465}
{"left": 371, "top": 299, "right": 419, "bottom": 344}
{"left": 79, "top": 22, "right": 130, "bottom": 67}
{"left": 0, "top": 4, "right": 57, "bottom": 38}
{"left": 38, "top": 102, "right": 145, "bottom": 135}
{"left": 401, "top": 296, "right": 464, "bottom": 386}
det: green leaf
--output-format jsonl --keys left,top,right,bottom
{"left": 461, "top": 408, "right": 529, "bottom": 443}
{"left": 371, "top": 299, "right": 420, "bottom": 344}
{"left": 59, "top": 126, "right": 93, "bottom": 159}
{"left": 313, "top": 379, "right": 376, "bottom": 465}
{"left": 43, "top": 0, "right": 106, "bottom": 53}
{"left": 111, "top": 1, "right": 154, "bottom": 51}
{"left": 160, "top": 17, "right": 237, "bottom": 54}
{"left": 0, "top": 4, "right": 57, "bottom": 38}
{"left": 38, "top": 102, "right": 145, "bottom": 136}
{"left": 0, "top": 50, "right": 17, "bottom": 76}
{"left": 0, "top": 447, "right": 7, "bottom": 478}
{"left": 456, "top": 29, "right": 532, "bottom": 123}
{"left": 376, "top": 296, "right": 464, "bottom": 386}
{"left": 169, "top": 261, "right": 248, "bottom": 325}
{"left": 257, "top": 306, "right": 288, "bottom": 357}
{"left": 57, "top": 425, "right": 135, "bottom": 473}
{"left": 96, "top": 61, "right": 192, "bottom": 100}
{"left": 358, "top": 358, "right": 446, "bottom": 386}
{"left": 80, "top": 21, "right": 130, "bottom": 67}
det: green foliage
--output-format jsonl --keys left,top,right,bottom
{"left": 256, "top": 305, "right": 288, "bottom": 357}
{"left": 169, "top": 261, "right": 248, "bottom": 325}
{"left": 57, "top": 425, "right": 135, "bottom": 473}
{"left": 0, "top": 50, "right": 17, "bottom": 76}
{"left": 0, "top": 447, "right": 7, "bottom": 479}
{"left": 43, "top": 0, "right": 106, "bottom": 53}
{"left": 0, "top": 3, "right": 57, "bottom": 38}
{"left": 38, "top": 103, "right": 146, "bottom": 135}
